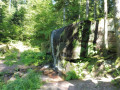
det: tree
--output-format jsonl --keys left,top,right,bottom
{"left": 114, "top": 0, "right": 120, "bottom": 58}
{"left": 63, "top": 0, "right": 66, "bottom": 25}
{"left": 86, "top": 0, "right": 89, "bottom": 19}
{"left": 104, "top": 0, "right": 108, "bottom": 49}
{"left": 94, "top": 0, "right": 97, "bottom": 20}
{"left": 79, "top": 0, "right": 81, "bottom": 20}
{"left": 9, "top": 0, "right": 11, "bottom": 13}
{"left": 31, "top": 0, "right": 61, "bottom": 47}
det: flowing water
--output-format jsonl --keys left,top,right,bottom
{"left": 51, "top": 30, "right": 56, "bottom": 68}
{"left": 51, "top": 27, "right": 65, "bottom": 70}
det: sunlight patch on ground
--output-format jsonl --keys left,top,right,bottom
{"left": 9, "top": 41, "right": 31, "bottom": 52}
{"left": 84, "top": 76, "right": 114, "bottom": 85}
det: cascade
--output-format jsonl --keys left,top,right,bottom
{"left": 50, "top": 27, "right": 65, "bottom": 70}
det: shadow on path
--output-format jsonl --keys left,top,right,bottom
{"left": 41, "top": 79, "right": 119, "bottom": 90}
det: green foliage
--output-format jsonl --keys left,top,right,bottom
{"left": 0, "top": 6, "right": 26, "bottom": 42}
{"left": 87, "top": 65, "right": 94, "bottom": 72}
{"left": 20, "top": 50, "right": 52, "bottom": 66}
{"left": 4, "top": 48, "right": 19, "bottom": 66}
{"left": 0, "top": 0, "right": 115, "bottom": 43}
{"left": 65, "top": 70, "right": 79, "bottom": 81}
{"left": 88, "top": 43, "right": 98, "bottom": 56}
{"left": 5, "top": 48, "right": 19, "bottom": 60}
{"left": 31, "top": 0, "right": 62, "bottom": 46}
{"left": 111, "top": 77, "right": 120, "bottom": 88}
{"left": 2, "top": 70, "right": 42, "bottom": 90}
{"left": 0, "top": 74, "right": 5, "bottom": 89}
{"left": 11, "top": 7, "right": 26, "bottom": 25}
{"left": 72, "top": 40, "right": 80, "bottom": 48}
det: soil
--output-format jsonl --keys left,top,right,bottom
{"left": 0, "top": 60, "right": 119, "bottom": 90}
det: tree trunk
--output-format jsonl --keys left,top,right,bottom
{"left": 94, "top": 0, "right": 97, "bottom": 20}
{"left": 79, "top": 0, "right": 81, "bottom": 20}
{"left": 104, "top": 0, "right": 108, "bottom": 49}
{"left": 86, "top": 0, "right": 89, "bottom": 19}
{"left": 9, "top": 0, "right": 11, "bottom": 13}
{"left": 63, "top": 7, "right": 66, "bottom": 25}
{"left": 114, "top": 0, "right": 120, "bottom": 58}
{"left": 63, "top": 0, "right": 66, "bottom": 25}
{"left": 0, "top": 0, "right": 2, "bottom": 23}
{"left": 24, "top": 0, "right": 26, "bottom": 4}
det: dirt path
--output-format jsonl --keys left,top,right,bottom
{"left": 0, "top": 60, "right": 17, "bottom": 73}
{"left": 39, "top": 67, "right": 119, "bottom": 90}
{"left": 40, "top": 79, "right": 118, "bottom": 90}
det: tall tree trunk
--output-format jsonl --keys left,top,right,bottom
{"left": 114, "top": 0, "right": 120, "bottom": 58}
{"left": 86, "top": 0, "right": 89, "bottom": 19}
{"left": 79, "top": 0, "right": 81, "bottom": 20}
{"left": 9, "top": 0, "right": 11, "bottom": 13}
{"left": 0, "top": 0, "right": 2, "bottom": 23}
{"left": 94, "top": 0, "right": 97, "bottom": 20}
{"left": 24, "top": 0, "right": 26, "bottom": 4}
{"left": 104, "top": 0, "right": 108, "bottom": 49}
{"left": 63, "top": 6, "right": 66, "bottom": 25}
{"left": 63, "top": 0, "right": 66, "bottom": 25}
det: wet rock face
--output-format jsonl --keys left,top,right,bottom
{"left": 51, "top": 19, "right": 117, "bottom": 62}
{"left": 59, "top": 24, "right": 77, "bottom": 60}
{"left": 55, "top": 23, "right": 80, "bottom": 60}
{"left": 52, "top": 27, "right": 65, "bottom": 52}
{"left": 58, "top": 20, "right": 91, "bottom": 60}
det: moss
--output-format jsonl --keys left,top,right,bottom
{"left": 82, "top": 62, "right": 89, "bottom": 69}
{"left": 115, "top": 57, "right": 120, "bottom": 68}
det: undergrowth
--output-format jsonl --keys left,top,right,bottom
{"left": 20, "top": 50, "right": 52, "bottom": 66}
{"left": 2, "top": 70, "right": 42, "bottom": 90}
{"left": 3, "top": 47, "right": 52, "bottom": 66}
{"left": 65, "top": 70, "right": 79, "bottom": 81}
{"left": 4, "top": 48, "right": 19, "bottom": 66}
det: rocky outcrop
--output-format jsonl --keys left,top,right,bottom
{"left": 51, "top": 18, "right": 117, "bottom": 68}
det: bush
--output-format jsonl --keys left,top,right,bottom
{"left": 2, "top": 70, "right": 42, "bottom": 90}
{"left": 65, "top": 70, "right": 79, "bottom": 81}
{"left": 4, "top": 48, "right": 19, "bottom": 66}
{"left": 20, "top": 50, "right": 52, "bottom": 66}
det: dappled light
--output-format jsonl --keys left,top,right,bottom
{"left": 0, "top": 0, "right": 120, "bottom": 90}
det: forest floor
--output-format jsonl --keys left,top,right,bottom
{"left": 0, "top": 42, "right": 120, "bottom": 90}
{"left": 0, "top": 59, "right": 119, "bottom": 90}
{"left": 0, "top": 60, "right": 119, "bottom": 90}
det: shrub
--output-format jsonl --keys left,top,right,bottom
{"left": 20, "top": 50, "right": 52, "bottom": 66}
{"left": 2, "top": 70, "right": 42, "bottom": 90}
{"left": 65, "top": 70, "right": 79, "bottom": 81}
{"left": 4, "top": 48, "right": 19, "bottom": 66}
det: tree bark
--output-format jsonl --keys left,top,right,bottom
{"left": 104, "top": 0, "right": 108, "bottom": 49}
{"left": 114, "top": 0, "right": 120, "bottom": 58}
{"left": 86, "top": 0, "right": 89, "bottom": 19}
{"left": 24, "top": 0, "right": 26, "bottom": 3}
{"left": 94, "top": 0, "right": 97, "bottom": 20}
{"left": 79, "top": 0, "right": 81, "bottom": 20}
{"left": 9, "top": 0, "right": 11, "bottom": 13}
{"left": 63, "top": 0, "right": 66, "bottom": 25}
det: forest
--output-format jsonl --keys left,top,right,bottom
{"left": 0, "top": 0, "right": 120, "bottom": 90}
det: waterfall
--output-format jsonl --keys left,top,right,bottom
{"left": 51, "top": 27, "right": 65, "bottom": 70}
{"left": 51, "top": 30, "right": 56, "bottom": 68}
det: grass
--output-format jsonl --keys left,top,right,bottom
{"left": 3, "top": 47, "right": 52, "bottom": 66}
{"left": 20, "top": 50, "right": 47, "bottom": 66}
{"left": 0, "top": 42, "right": 52, "bottom": 90}
{"left": 1, "top": 70, "right": 42, "bottom": 90}
{"left": 3, "top": 48, "right": 19, "bottom": 66}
